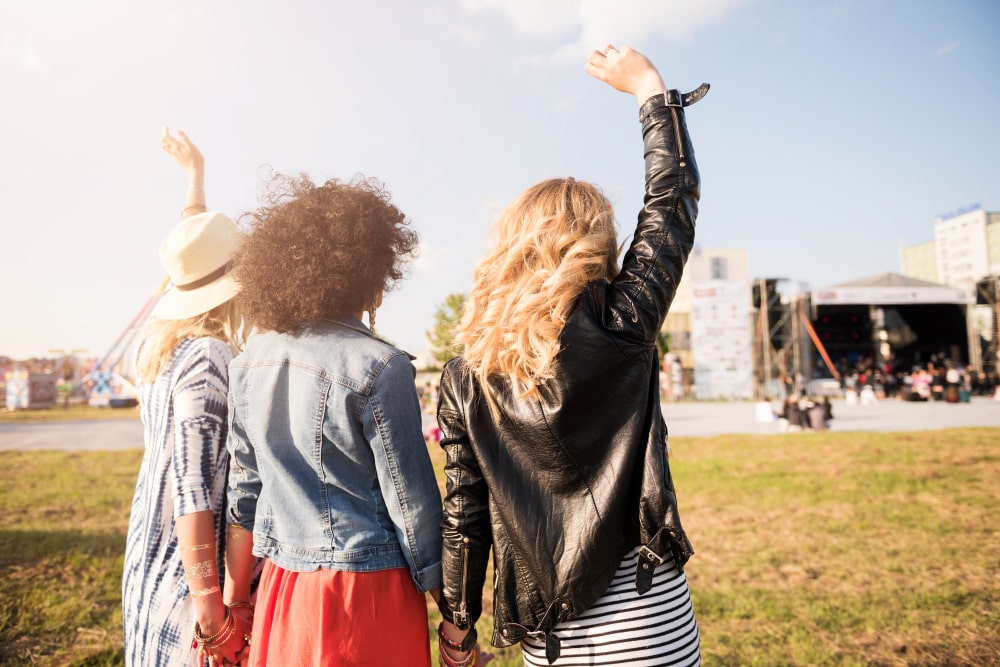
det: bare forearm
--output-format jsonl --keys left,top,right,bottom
{"left": 223, "top": 523, "right": 257, "bottom": 604}
{"left": 182, "top": 168, "right": 206, "bottom": 216}
{"left": 175, "top": 510, "right": 226, "bottom": 629}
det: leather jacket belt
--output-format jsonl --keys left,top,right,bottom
{"left": 664, "top": 83, "right": 710, "bottom": 108}
{"left": 635, "top": 545, "right": 666, "bottom": 595}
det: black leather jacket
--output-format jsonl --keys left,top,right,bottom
{"left": 437, "top": 88, "right": 705, "bottom": 651}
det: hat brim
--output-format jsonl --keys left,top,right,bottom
{"left": 151, "top": 274, "right": 240, "bottom": 321}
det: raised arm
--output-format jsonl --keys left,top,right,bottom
{"left": 585, "top": 46, "right": 708, "bottom": 343}
{"left": 161, "top": 127, "right": 207, "bottom": 218}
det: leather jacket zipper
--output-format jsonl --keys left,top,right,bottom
{"left": 455, "top": 536, "right": 471, "bottom": 628}
{"left": 670, "top": 106, "right": 685, "bottom": 160}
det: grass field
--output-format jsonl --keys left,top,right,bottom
{"left": 1, "top": 429, "right": 997, "bottom": 666}
{"left": 0, "top": 405, "right": 139, "bottom": 424}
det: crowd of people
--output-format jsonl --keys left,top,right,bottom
{"left": 840, "top": 356, "right": 999, "bottom": 403}
{"left": 777, "top": 394, "right": 833, "bottom": 432}
{"left": 771, "top": 353, "right": 1000, "bottom": 433}
{"left": 122, "top": 45, "right": 705, "bottom": 667}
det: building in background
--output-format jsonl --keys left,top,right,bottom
{"left": 662, "top": 247, "right": 753, "bottom": 399}
{"left": 900, "top": 204, "right": 1000, "bottom": 371}
{"left": 900, "top": 204, "right": 1000, "bottom": 291}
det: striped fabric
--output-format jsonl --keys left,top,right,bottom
{"left": 521, "top": 548, "right": 701, "bottom": 666}
{"left": 122, "top": 337, "right": 233, "bottom": 667}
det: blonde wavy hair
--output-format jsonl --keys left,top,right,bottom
{"left": 455, "top": 178, "right": 620, "bottom": 411}
{"left": 135, "top": 299, "right": 245, "bottom": 383}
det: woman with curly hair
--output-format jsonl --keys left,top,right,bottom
{"left": 435, "top": 47, "right": 706, "bottom": 665}
{"left": 220, "top": 175, "right": 443, "bottom": 667}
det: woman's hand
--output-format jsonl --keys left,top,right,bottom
{"left": 584, "top": 45, "right": 666, "bottom": 104}
{"left": 161, "top": 126, "right": 204, "bottom": 177}
{"left": 199, "top": 611, "right": 252, "bottom": 667}
{"left": 161, "top": 126, "right": 207, "bottom": 216}
{"left": 476, "top": 644, "right": 496, "bottom": 665}
{"left": 226, "top": 602, "right": 254, "bottom": 665}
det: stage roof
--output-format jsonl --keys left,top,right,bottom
{"left": 811, "top": 272, "right": 970, "bottom": 306}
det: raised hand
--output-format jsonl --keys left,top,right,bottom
{"left": 584, "top": 45, "right": 666, "bottom": 104}
{"left": 161, "top": 126, "right": 207, "bottom": 216}
{"left": 161, "top": 126, "right": 204, "bottom": 176}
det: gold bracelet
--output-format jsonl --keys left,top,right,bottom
{"left": 227, "top": 600, "right": 254, "bottom": 611}
{"left": 192, "top": 607, "right": 233, "bottom": 646}
{"left": 204, "top": 615, "right": 238, "bottom": 650}
{"left": 180, "top": 542, "right": 214, "bottom": 553}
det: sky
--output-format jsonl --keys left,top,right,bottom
{"left": 2, "top": 0, "right": 998, "bottom": 363}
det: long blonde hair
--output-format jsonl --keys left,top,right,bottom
{"left": 455, "top": 178, "right": 619, "bottom": 411}
{"left": 135, "top": 299, "right": 245, "bottom": 383}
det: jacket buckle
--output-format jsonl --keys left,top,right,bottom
{"left": 635, "top": 546, "right": 664, "bottom": 595}
{"left": 638, "top": 545, "right": 664, "bottom": 566}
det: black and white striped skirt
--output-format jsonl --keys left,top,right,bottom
{"left": 521, "top": 548, "right": 701, "bottom": 666}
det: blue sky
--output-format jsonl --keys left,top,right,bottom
{"left": 2, "top": 0, "right": 998, "bottom": 362}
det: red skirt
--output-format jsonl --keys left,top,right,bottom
{"left": 248, "top": 560, "right": 432, "bottom": 667}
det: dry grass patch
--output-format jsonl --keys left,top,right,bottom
{"left": 674, "top": 428, "right": 999, "bottom": 665}
{"left": 2, "top": 429, "right": 998, "bottom": 666}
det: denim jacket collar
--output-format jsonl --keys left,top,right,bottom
{"left": 319, "top": 316, "right": 417, "bottom": 361}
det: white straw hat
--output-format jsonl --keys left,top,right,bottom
{"left": 152, "top": 211, "right": 243, "bottom": 320}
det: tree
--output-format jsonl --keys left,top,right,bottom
{"left": 656, "top": 331, "right": 672, "bottom": 366}
{"left": 427, "top": 293, "right": 466, "bottom": 367}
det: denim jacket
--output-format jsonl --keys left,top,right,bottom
{"left": 226, "top": 317, "right": 442, "bottom": 593}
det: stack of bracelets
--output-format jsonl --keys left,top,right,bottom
{"left": 191, "top": 602, "right": 253, "bottom": 654}
{"left": 438, "top": 623, "right": 478, "bottom": 667}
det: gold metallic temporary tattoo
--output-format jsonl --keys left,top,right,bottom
{"left": 190, "top": 585, "right": 220, "bottom": 598}
{"left": 187, "top": 560, "right": 216, "bottom": 579}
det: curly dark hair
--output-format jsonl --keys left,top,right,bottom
{"left": 233, "top": 174, "right": 419, "bottom": 333}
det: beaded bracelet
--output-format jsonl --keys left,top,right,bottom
{"left": 438, "top": 642, "right": 476, "bottom": 667}
{"left": 438, "top": 623, "right": 477, "bottom": 652}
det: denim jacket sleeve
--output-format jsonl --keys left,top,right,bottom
{"left": 226, "top": 375, "right": 261, "bottom": 533}
{"left": 365, "top": 353, "right": 444, "bottom": 593}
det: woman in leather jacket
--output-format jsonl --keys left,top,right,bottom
{"left": 436, "top": 47, "right": 706, "bottom": 666}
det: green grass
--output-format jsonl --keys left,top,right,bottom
{"left": 2, "top": 430, "right": 999, "bottom": 666}
{"left": 0, "top": 450, "right": 139, "bottom": 666}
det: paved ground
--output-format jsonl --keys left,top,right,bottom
{"left": 1, "top": 397, "right": 997, "bottom": 451}
{"left": 660, "top": 395, "right": 1000, "bottom": 438}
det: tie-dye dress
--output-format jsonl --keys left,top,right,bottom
{"left": 122, "top": 337, "right": 233, "bottom": 667}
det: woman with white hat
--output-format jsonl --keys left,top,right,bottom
{"left": 122, "top": 129, "right": 253, "bottom": 667}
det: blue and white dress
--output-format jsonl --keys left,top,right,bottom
{"left": 122, "top": 337, "right": 233, "bottom": 667}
